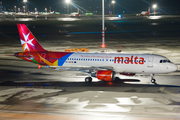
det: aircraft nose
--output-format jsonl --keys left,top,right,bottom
{"left": 170, "top": 64, "right": 178, "bottom": 72}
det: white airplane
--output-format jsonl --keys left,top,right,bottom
{"left": 15, "top": 24, "right": 177, "bottom": 84}
{"left": 137, "top": 7, "right": 150, "bottom": 17}
{"left": 69, "top": 8, "right": 80, "bottom": 18}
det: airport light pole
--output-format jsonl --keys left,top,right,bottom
{"left": 23, "top": 0, "right": 27, "bottom": 13}
{"left": 23, "top": 6, "right": 25, "bottom": 13}
{"left": 112, "top": 0, "right": 115, "bottom": 16}
{"left": 45, "top": 8, "right": 47, "bottom": 13}
{"left": 102, "top": 0, "right": 106, "bottom": 51}
{"left": 109, "top": 4, "right": 111, "bottom": 16}
{"left": 14, "top": 6, "right": 16, "bottom": 13}
{"left": 153, "top": 4, "right": 157, "bottom": 16}
{"left": 65, "top": 0, "right": 71, "bottom": 14}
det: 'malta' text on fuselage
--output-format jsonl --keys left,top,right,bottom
{"left": 114, "top": 56, "right": 145, "bottom": 64}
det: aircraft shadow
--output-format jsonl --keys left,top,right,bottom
{"left": 0, "top": 77, "right": 180, "bottom": 104}
{"left": 0, "top": 76, "right": 179, "bottom": 88}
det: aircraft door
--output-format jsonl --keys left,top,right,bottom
{"left": 147, "top": 57, "right": 153, "bottom": 67}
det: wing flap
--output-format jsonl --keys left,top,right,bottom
{"left": 49, "top": 66, "right": 114, "bottom": 72}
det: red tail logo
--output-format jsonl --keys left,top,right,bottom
{"left": 17, "top": 24, "right": 46, "bottom": 52}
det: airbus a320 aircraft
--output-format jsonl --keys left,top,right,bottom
{"left": 69, "top": 8, "right": 80, "bottom": 18}
{"left": 137, "top": 7, "right": 150, "bottom": 17}
{"left": 14, "top": 24, "right": 177, "bottom": 83}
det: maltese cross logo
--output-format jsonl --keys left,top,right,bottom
{"left": 21, "top": 33, "right": 34, "bottom": 51}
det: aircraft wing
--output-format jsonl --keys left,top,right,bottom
{"left": 50, "top": 66, "right": 114, "bottom": 73}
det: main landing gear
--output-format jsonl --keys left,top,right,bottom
{"left": 150, "top": 73, "right": 156, "bottom": 84}
{"left": 85, "top": 77, "right": 92, "bottom": 83}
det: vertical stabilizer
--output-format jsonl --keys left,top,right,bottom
{"left": 17, "top": 24, "right": 46, "bottom": 52}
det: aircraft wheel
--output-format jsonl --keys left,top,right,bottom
{"left": 85, "top": 77, "right": 92, "bottom": 83}
{"left": 151, "top": 79, "right": 156, "bottom": 83}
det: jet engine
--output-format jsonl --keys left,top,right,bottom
{"left": 97, "top": 70, "right": 115, "bottom": 81}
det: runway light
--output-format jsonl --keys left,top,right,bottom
{"left": 101, "top": 44, "right": 106, "bottom": 48}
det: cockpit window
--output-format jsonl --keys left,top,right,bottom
{"left": 167, "top": 60, "right": 171, "bottom": 62}
{"left": 160, "top": 59, "right": 171, "bottom": 63}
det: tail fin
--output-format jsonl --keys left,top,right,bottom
{"left": 148, "top": 7, "right": 150, "bottom": 12}
{"left": 17, "top": 24, "right": 46, "bottom": 52}
{"left": 77, "top": 8, "right": 79, "bottom": 14}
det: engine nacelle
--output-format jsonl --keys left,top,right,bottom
{"left": 97, "top": 70, "right": 115, "bottom": 82}
{"left": 120, "top": 73, "right": 135, "bottom": 76}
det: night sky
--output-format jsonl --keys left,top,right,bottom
{"left": 0, "top": 0, "right": 180, "bottom": 14}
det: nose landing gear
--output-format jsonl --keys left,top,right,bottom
{"left": 151, "top": 73, "right": 156, "bottom": 84}
{"left": 151, "top": 79, "right": 156, "bottom": 83}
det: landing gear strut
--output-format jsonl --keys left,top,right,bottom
{"left": 150, "top": 73, "right": 156, "bottom": 83}
{"left": 85, "top": 77, "right": 92, "bottom": 83}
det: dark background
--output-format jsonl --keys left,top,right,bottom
{"left": 1, "top": 0, "right": 180, "bottom": 14}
